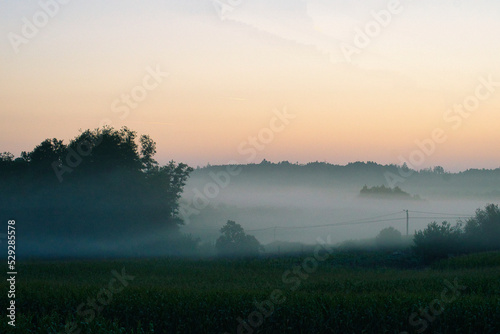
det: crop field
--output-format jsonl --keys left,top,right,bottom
{"left": 1, "top": 252, "right": 499, "bottom": 333}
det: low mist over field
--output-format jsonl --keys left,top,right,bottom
{"left": 3, "top": 141, "right": 499, "bottom": 258}
{"left": 180, "top": 162, "right": 500, "bottom": 246}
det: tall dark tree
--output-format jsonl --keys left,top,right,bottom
{"left": 215, "top": 220, "right": 263, "bottom": 256}
{"left": 0, "top": 127, "right": 194, "bottom": 250}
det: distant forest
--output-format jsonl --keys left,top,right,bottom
{"left": 189, "top": 160, "right": 500, "bottom": 199}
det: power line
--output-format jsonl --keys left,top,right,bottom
{"left": 245, "top": 211, "right": 403, "bottom": 232}
{"left": 407, "top": 216, "right": 469, "bottom": 220}
{"left": 247, "top": 214, "right": 405, "bottom": 232}
{"left": 407, "top": 210, "right": 474, "bottom": 217}
{"left": 183, "top": 211, "right": 472, "bottom": 234}
{"left": 277, "top": 217, "right": 405, "bottom": 230}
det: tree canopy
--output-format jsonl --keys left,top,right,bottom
{"left": 376, "top": 227, "right": 403, "bottom": 250}
{"left": 215, "top": 220, "right": 263, "bottom": 257}
{"left": 0, "top": 127, "right": 193, "bottom": 245}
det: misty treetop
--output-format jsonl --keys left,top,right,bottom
{"left": 359, "top": 185, "right": 421, "bottom": 200}
{"left": 375, "top": 227, "right": 404, "bottom": 250}
{"left": 0, "top": 127, "right": 193, "bottom": 244}
{"left": 215, "top": 220, "right": 264, "bottom": 257}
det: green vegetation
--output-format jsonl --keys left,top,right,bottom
{"left": 359, "top": 185, "right": 421, "bottom": 200}
{"left": 1, "top": 253, "right": 499, "bottom": 333}
{"left": 413, "top": 204, "right": 500, "bottom": 261}
{"left": 431, "top": 251, "right": 500, "bottom": 270}
{"left": 0, "top": 127, "right": 193, "bottom": 255}
{"left": 375, "top": 226, "right": 405, "bottom": 250}
{"left": 215, "top": 220, "right": 264, "bottom": 257}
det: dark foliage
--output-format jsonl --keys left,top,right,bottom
{"left": 0, "top": 127, "right": 193, "bottom": 255}
{"left": 462, "top": 203, "right": 500, "bottom": 252}
{"left": 375, "top": 227, "right": 404, "bottom": 250}
{"left": 413, "top": 221, "right": 462, "bottom": 261}
{"left": 413, "top": 204, "right": 500, "bottom": 262}
{"left": 215, "top": 220, "right": 263, "bottom": 257}
{"left": 360, "top": 185, "right": 420, "bottom": 200}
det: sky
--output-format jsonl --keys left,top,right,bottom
{"left": 1, "top": 0, "right": 499, "bottom": 171}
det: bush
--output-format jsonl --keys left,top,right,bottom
{"left": 463, "top": 204, "right": 500, "bottom": 252}
{"left": 376, "top": 227, "right": 403, "bottom": 250}
{"left": 413, "top": 221, "right": 462, "bottom": 262}
{"left": 413, "top": 204, "right": 500, "bottom": 262}
{"left": 215, "top": 220, "right": 263, "bottom": 257}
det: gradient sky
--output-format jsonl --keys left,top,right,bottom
{"left": 1, "top": 0, "right": 499, "bottom": 171}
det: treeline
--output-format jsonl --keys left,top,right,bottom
{"left": 0, "top": 127, "right": 193, "bottom": 253}
{"left": 192, "top": 160, "right": 500, "bottom": 198}
{"left": 413, "top": 204, "right": 500, "bottom": 262}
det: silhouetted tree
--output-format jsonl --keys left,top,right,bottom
{"left": 144, "top": 160, "right": 193, "bottom": 225}
{"left": 413, "top": 204, "right": 500, "bottom": 262}
{"left": 139, "top": 134, "right": 158, "bottom": 172}
{"left": 376, "top": 227, "right": 403, "bottom": 250}
{"left": 433, "top": 166, "right": 445, "bottom": 174}
{"left": 29, "top": 138, "right": 66, "bottom": 177}
{"left": 359, "top": 185, "right": 418, "bottom": 199}
{"left": 0, "top": 152, "right": 14, "bottom": 162}
{"left": 0, "top": 126, "right": 194, "bottom": 249}
{"left": 215, "top": 220, "right": 263, "bottom": 256}
{"left": 68, "top": 127, "right": 142, "bottom": 175}
{"left": 463, "top": 204, "right": 500, "bottom": 252}
{"left": 413, "top": 221, "right": 462, "bottom": 261}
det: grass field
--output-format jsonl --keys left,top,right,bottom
{"left": 1, "top": 251, "right": 499, "bottom": 333}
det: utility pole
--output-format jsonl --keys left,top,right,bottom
{"left": 405, "top": 210, "right": 409, "bottom": 236}
{"left": 273, "top": 226, "right": 277, "bottom": 242}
